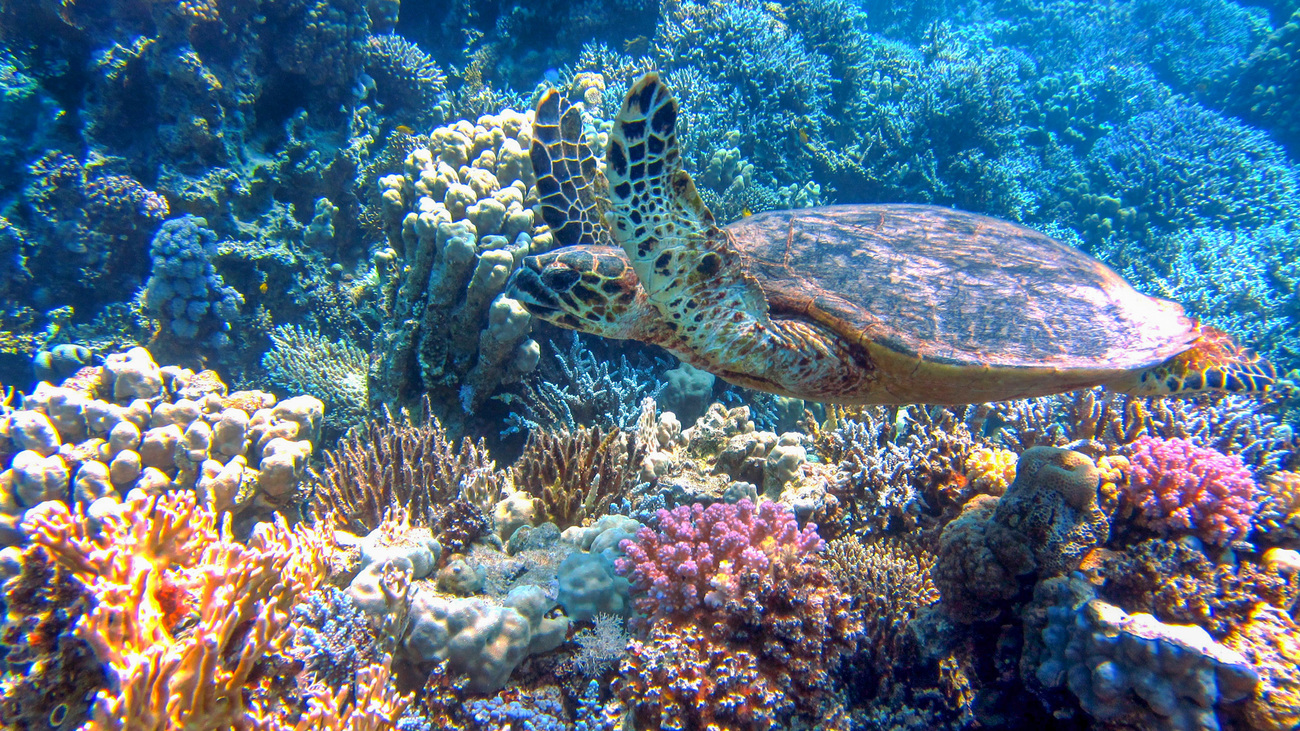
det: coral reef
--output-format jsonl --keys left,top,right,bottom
{"left": 371, "top": 108, "right": 545, "bottom": 425}
{"left": 935, "top": 447, "right": 1111, "bottom": 623}
{"left": 312, "top": 396, "right": 506, "bottom": 534}
{"left": 142, "top": 216, "right": 244, "bottom": 349}
{"left": 511, "top": 424, "right": 644, "bottom": 531}
{"left": 263, "top": 323, "right": 371, "bottom": 435}
{"left": 1025, "top": 574, "right": 1259, "bottom": 731}
{"left": 614, "top": 499, "right": 862, "bottom": 728}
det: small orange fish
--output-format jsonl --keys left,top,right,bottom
{"left": 395, "top": 124, "right": 414, "bottom": 135}
{"left": 259, "top": 281, "right": 268, "bottom": 294}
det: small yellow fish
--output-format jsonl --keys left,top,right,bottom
{"left": 741, "top": 207, "right": 753, "bottom": 217}
{"left": 394, "top": 124, "right": 414, "bottom": 135}
{"left": 259, "top": 281, "right": 268, "bottom": 294}
{"left": 798, "top": 128, "right": 810, "bottom": 145}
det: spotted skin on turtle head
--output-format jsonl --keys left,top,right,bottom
{"left": 506, "top": 245, "right": 678, "bottom": 344}
{"left": 1117, "top": 325, "right": 1277, "bottom": 395}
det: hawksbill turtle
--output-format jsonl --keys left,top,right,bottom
{"left": 506, "top": 73, "right": 1275, "bottom": 405}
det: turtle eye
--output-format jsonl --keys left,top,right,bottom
{"left": 541, "top": 266, "right": 581, "bottom": 292}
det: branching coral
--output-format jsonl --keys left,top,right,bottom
{"left": 263, "top": 323, "right": 371, "bottom": 434}
{"left": 511, "top": 424, "right": 644, "bottom": 531}
{"left": 614, "top": 500, "right": 861, "bottom": 728}
{"left": 1124, "top": 436, "right": 1257, "bottom": 546}
{"left": 311, "top": 396, "right": 507, "bottom": 534}
{"left": 21, "top": 490, "right": 331, "bottom": 730}
{"left": 824, "top": 533, "right": 938, "bottom": 679}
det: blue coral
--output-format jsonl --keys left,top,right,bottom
{"left": 469, "top": 692, "right": 568, "bottom": 730}
{"left": 1084, "top": 101, "right": 1300, "bottom": 237}
{"left": 143, "top": 215, "right": 243, "bottom": 347}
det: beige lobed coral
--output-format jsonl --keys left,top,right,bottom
{"left": 0, "top": 347, "right": 324, "bottom": 543}
{"left": 372, "top": 108, "right": 550, "bottom": 420}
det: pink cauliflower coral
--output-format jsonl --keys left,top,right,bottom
{"left": 615, "top": 499, "right": 823, "bottom": 619}
{"left": 1125, "top": 436, "right": 1257, "bottom": 546}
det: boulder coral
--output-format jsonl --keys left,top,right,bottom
{"left": 372, "top": 108, "right": 548, "bottom": 421}
{"left": 935, "top": 447, "right": 1110, "bottom": 622}
{"left": 0, "top": 347, "right": 324, "bottom": 543}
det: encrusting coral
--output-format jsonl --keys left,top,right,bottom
{"left": 21, "top": 490, "right": 332, "bottom": 730}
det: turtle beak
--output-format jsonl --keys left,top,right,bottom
{"left": 506, "top": 259, "right": 563, "bottom": 317}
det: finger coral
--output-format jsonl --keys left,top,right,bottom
{"left": 21, "top": 491, "right": 330, "bottom": 730}
{"left": 1124, "top": 436, "right": 1257, "bottom": 546}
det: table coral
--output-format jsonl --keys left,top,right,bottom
{"left": 1124, "top": 436, "right": 1257, "bottom": 546}
{"left": 21, "top": 490, "right": 331, "bottom": 730}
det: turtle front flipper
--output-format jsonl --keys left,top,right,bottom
{"left": 1113, "top": 325, "right": 1277, "bottom": 396}
{"left": 531, "top": 88, "right": 613, "bottom": 248}
{"left": 604, "top": 74, "right": 771, "bottom": 349}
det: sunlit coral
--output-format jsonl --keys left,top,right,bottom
{"left": 1124, "top": 436, "right": 1257, "bottom": 546}
{"left": 22, "top": 491, "right": 330, "bottom": 731}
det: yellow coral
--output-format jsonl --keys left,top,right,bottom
{"left": 965, "top": 447, "right": 1017, "bottom": 495}
{"left": 23, "top": 492, "right": 331, "bottom": 731}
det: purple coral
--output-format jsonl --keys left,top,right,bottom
{"left": 615, "top": 499, "right": 823, "bottom": 619}
{"left": 1124, "top": 437, "right": 1257, "bottom": 546}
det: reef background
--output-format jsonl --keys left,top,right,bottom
{"left": 1, "top": 1, "right": 1300, "bottom": 730}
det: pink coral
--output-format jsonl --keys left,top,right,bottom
{"left": 616, "top": 499, "right": 823, "bottom": 619}
{"left": 1125, "top": 436, "right": 1257, "bottom": 546}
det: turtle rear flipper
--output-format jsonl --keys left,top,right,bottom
{"left": 604, "top": 72, "right": 771, "bottom": 340}
{"left": 1113, "top": 325, "right": 1277, "bottom": 395}
{"left": 531, "top": 88, "right": 612, "bottom": 247}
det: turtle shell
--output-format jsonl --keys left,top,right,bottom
{"left": 728, "top": 204, "right": 1198, "bottom": 373}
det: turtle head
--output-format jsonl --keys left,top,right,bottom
{"left": 507, "top": 245, "right": 650, "bottom": 340}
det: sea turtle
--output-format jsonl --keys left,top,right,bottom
{"left": 507, "top": 73, "right": 1275, "bottom": 404}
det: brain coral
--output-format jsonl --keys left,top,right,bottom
{"left": 1124, "top": 436, "right": 1257, "bottom": 546}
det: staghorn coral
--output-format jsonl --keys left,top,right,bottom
{"left": 614, "top": 499, "right": 861, "bottom": 728}
{"left": 21, "top": 490, "right": 331, "bottom": 730}
{"left": 312, "top": 396, "right": 507, "bottom": 535}
{"left": 1124, "top": 436, "right": 1257, "bottom": 546}
{"left": 288, "top": 586, "right": 386, "bottom": 692}
{"left": 0, "top": 544, "right": 105, "bottom": 731}
{"left": 371, "top": 108, "right": 546, "bottom": 423}
{"left": 263, "top": 323, "right": 371, "bottom": 435}
{"left": 500, "top": 332, "right": 667, "bottom": 434}
{"left": 511, "top": 424, "right": 644, "bottom": 531}
{"left": 364, "top": 34, "right": 448, "bottom": 128}
{"left": 815, "top": 404, "right": 977, "bottom": 535}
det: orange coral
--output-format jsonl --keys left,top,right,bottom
{"left": 22, "top": 491, "right": 331, "bottom": 731}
